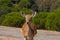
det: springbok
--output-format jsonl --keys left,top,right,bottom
{"left": 21, "top": 10, "right": 37, "bottom": 40}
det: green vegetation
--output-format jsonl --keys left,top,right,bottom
{"left": 1, "top": 12, "right": 24, "bottom": 27}
{"left": 19, "top": 0, "right": 31, "bottom": 8}
{"left": 32, "top": 7, "right": 60, "bottom": 31}
{"left": 21, "top": 8, "right": 32, "bottom": 14}
{"left": 0, "top": 0, "right": 60, "bottom": 31}
{"left": 32, "top": 12, "right": 48, "bottom": 29}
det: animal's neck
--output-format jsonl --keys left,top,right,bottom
{"left": 26, "top": 22, "right": 33, "bottom": 32}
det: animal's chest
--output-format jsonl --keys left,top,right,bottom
{"left": 22, "top": 23, "right": 30, "bottom": 36}
{"left": 22, "top": 24, "right": 29, "bottom": 32}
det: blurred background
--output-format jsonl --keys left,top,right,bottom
{"left": 0, "top": 0, "right": 60, "bottom": 31}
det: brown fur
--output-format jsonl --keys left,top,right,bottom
{"left": 21, "top": 13, "right": 37, "bottom": 40}
{"left": 22, "top": 23, "right": 37, "bottom": 37}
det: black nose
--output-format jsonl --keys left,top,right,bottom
{"left": 27, "top": 22, "right": 29, "bottom": 24}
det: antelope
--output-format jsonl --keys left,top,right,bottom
{"left": 21, "top": 10, "right": 37, "bottom": 40}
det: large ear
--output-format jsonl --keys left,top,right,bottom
{"left": 31, "top": 10, "right": 36, "bottom": 17}
{"left": 21, "top": 11, "right": 25, "bottom": 17}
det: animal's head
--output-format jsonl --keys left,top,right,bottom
{"left": 21, "top": 10, "right": 36, "bottom": 23}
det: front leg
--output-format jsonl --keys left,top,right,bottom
{"left": 24, "top": 38, "right": 26, "bottom": 40}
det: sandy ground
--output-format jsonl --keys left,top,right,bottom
{"left": 0, "top": 26, "right": 60, "bottom": 40}
{"left": 0, "top": 36, "right": 20, "bottom": 40}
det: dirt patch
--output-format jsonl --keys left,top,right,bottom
{"left": 0, "top": 26, "right": 60, "bottom": 40}
{"left": 0, "top": 36, "right": 20, "bottom": 40}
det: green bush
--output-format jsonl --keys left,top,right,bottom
{"left": 0, "top": 5, "right": 10, "bottom": 16}
{"left": 11, "top": 5, "right": 20, "bottom": 12}
{"left": 21, "top": 8, "right": 32, "bottom": 14}
{"left": 0, "top": 0, "right": 11, "bottom": 5}
{"left": 1, "top": 12, "right": 25, "bottom": 27}
{"left": 45, "top": 13, "right": 58, "bottom": 31}
{"left": 32, "top": 12, "right": 48, "bottom": 29}
{"left": 0, "top": 15, "right": 5, "bottom": 24}
{"left": 19, "top": 0, "right": 31, "bottom": 8}
{"left": 54, "top": 7, "right": 60, "bottom": 31}
{"left": 32, "top": 8, "right": 60, "bottom": 31}
{"left": 45, "top": 7, "right": 60, "bottom": 31}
